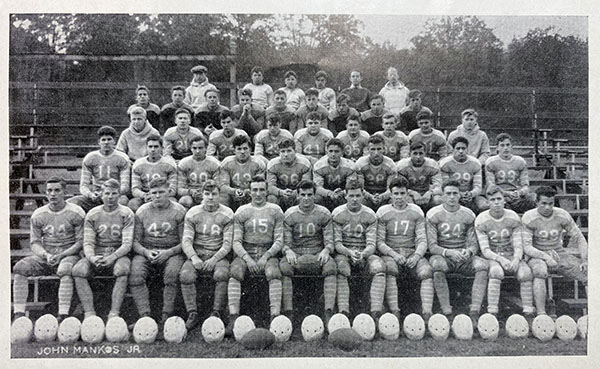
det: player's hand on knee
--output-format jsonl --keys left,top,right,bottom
{"left": 202, "top": 257, "right": 217, "bottom": 272}
{"left": 145, "top": 249, "right": 159, "bottom": 261}
{"left": 498, "top": 256, "right": 512, "bottom": 271}
{"left": 580, "top": 261, "right": 587, "bottom": 273}
{"left": 90, "top": 255, "right": 103, "bottom": 267}
{"left": 257, "top": 256, "right": 268, "bottom": 272}
{"left": 99, "top": 254, "right": 117, "bottom": 267}
{"left": 545, "top": 256, "right": 558, "bottom": 268}
{"left": 350, "top": 250, "right": 362, "bottom": 264}
{"left": 318, "top": 249, "right": 330, "bottom": 265}
{"left": 508, "top": 258, "right": 520, "bottom": 273}
{"left": 191, "top": 255, "right": 204, "bottom": 270}
{"left": 405, "top": 254, "right": 420, "bottom": 269}
{"left": 152, "top": 250, "right": 171, "bottom": 264}
{"left": 247, "top": 259, "right": 260, "bottom": 274}
{"left": 447, "top": 250, "right": 462, "bottom": 263}
{"left": 392, "top": 252, "right": 406, "bottom": 266}
{"left": 285, "top": 250, "right": 298, "bottom": 265}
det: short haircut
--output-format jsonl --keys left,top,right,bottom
{"left": 451, "top": 136, "right": 469, "bottom": 148}
{"left": 345, "top": 179, "right": 363, "bottom": 191}
{"left": 97, "top": 125, "right": 117, "bottom": 139}
{"left": 202, "top": 179, "right": 219, "bottom": 193}
{"left": 326, "top": 137, "right": 344, "bottom": 150}
{"left": 251, "top": 66, "right": 263, "bottom": 75}
{"left": 410, "top": 141, "right": 426, "bottom": 151}
{"left": 305, "top": 88, "right": 319, "bottom": 98}
{"left": 146, "top": 134, "right": 163, "bottom": 147}
{"left": 368, "top": 135, "right": 385, "bottom": 146}
{"left": 315, "top": 70, "right": 328, "bottom": 80}
{"left": 336, "top": 93, "right": 350, "bottom": 105}
{"left": 274, "top": 89, "right": 287, "bottom": 98}
{"left": 232, "top": 135, "right": 250, "bottom": 148}
{"left": 496, "top": 132, "right": 513, "bottom": 145}
{"left": 190, "top": 135, "right": 207, "bottom": 146}
{"left": 204, "top": 88, "right": 220, "bottom": 97}
{"left": 346, "top": 113, "right": 360, "bottom": 123}
{"left": 250, "top": 174, "right": 266, "bottom": 185}
{"left": 306, "top": 111, "right": 322, "bottom": 122}
{"left": 283, "top": 70, "right": 297, "bottom": 79}
{"left": 130, "top": 106, "right": 147, "bottom": 117}
{"left": 388, "top": 175, "right": 409, "bottom": 192}
{"left": 170, "top": 85, "right": 185, "bottom": 93}
{"left": 174, "top": 108, "right": 191, "bottom": 117}
{"left": 535, "top": 186, "right": 557, "bottom": 200}
{"left": 461, "top": 108, "right": 478, "bottom": 118}
{"left": 102, "top": 178, "right": 121, "bottom": 191}
{"left": 443, "top": 180, "right": 461, "bottom": 191}
{"left": 239, "top": 88, "right": 253, "bottom": 98}
{"left": 416, "top": 108, "right": 433, "bottom": 121}
{"left": 267, "top": 115, "right": 281, "bottom": 125}
{"left": 149, "top": 177, "right": 168, "bottom": 189}
{"left": 382, "top": 112, "right": 396, "bottom": 121}
{"left": 408, "top": 90, "right": 422, "bottom": 99}
{"left": 387, "top": 66, "right": 398, "bottom": 74}
{"left": 350, "top": 70, "right": 361, "bottom": 76}
{"left": 46, "top": 176, "right": 66, "bottom": 189}
{"left": 485, "top": 185, "right": 504, "bottom": 198}
{"left": 136, "top": 85, "right": 149, "bottom": 94}
{"left": 220, "top": 110, "right": 234, "bottom": 121}
{"left": 370, "top": 94, "right": 384, "bottom": 104}
{"left": 278, "top": 138, "right": 295, "bottom": 150}
{"left": 297, "top": 179, "right": 316, "bottom": 193}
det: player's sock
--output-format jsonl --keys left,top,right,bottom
{"left": 433, "top": 272, "right": 452, "bottom": 314}
{"left": 520, "top": 280, "right": 535, "bottom": 314}
{"left": 162, "top": 282, "right": 178, "bottom": 314}
{"left": 385, "top": 275, "right": 399, "bottom": 311}
{"left": 130, "top": 284, "right": 151, "bottom": 316}
{"left": 487, "top": 278, "right": 501, "bottom": 314}
{"left": 227, "top": 278, "right": 241, "bottom": 315}
{"left": 213, "top": 281, "right": 227, "bottom": 312}
{"left": 181, "top": 283, "right": 197, "bottom": 312}
{"left": 370, "top": 273, "right": 386, "bottom": 312}
{"left": 58, "top": 276, "right": 74, "bottom": 315}
{"left": 533, "top": 278, "right": 547, "bottom": 314}
{"left": 268, "top": 279, "right": 282, "bottom": 316}
{"left": 74, "top": 276, "right": 95, "bottom": 315}
{"left": 281, "top": 276, "right": 293, "bottom": 312}
{"left": 420, "top": 278, "right": 434, "bottom": 314}
{"left": 323, "top": 275, "right": 336, "bottom": 311}
{"left": 470, "top": 271, "right": 487, "bottom": 312}
{"left": 111, "top": 276, "right": 128, "bottom": 315}
{"left": 337, "top": 275, "right": 350, "bottom": 313}
{"left": 12, "top": 274, "right": 29, "bottom": 314}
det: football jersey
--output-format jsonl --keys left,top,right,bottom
{"left": 131, "top": 156, "right": 178, "bottom": 197}
{"left": 193, "top": 104, "right": 229, "bottom": 133}
{"left": 294, "top": 128, "right": 334, "bottom": 160}
{"left": 355, "top": 155, "right": 396, "bottom": 195}
{"left": 376, "top": 204, "right": 427, "bottom": 255}
{"left": 219, "top": 156, "right": 266, "bottom": 191}
{"left": 233, "top": 203, "right": 284, "bottom": 258}
{"left": 332, "top": 204, "right": 377, "bottom": 255}
{"left": 182, "top": 204, "right": 234, "bottom": 260}
{"left": 265, "top": 106, "right": 297, "bottom": 132}
{"left": 296, "top": 104, "right": 329, "bottom": 127}
{"left": 485, "top": 155, "right": 530, "bottom": 191}
{"left": 408, "top": 128, "right": 448, "bottom": 161}
{"left": 426, "top": 204, "right": 477, "bottom": 252}
{"left": 522, "top": 207, "right": 587, "bottom": 254}
{"left": 207, "top": 129, "right": 250, "bottom": 161}
{"left": 162, "top": 126, "right": 204, "bottom": 160}
{"left": 80, "top": 150, "right": 131, "bottom": 197}
{"left": 373, "top": 131, "right": 410, "bottom": 162}
{"left": 254, "top": 129, "right": 294, "bottom": 160}
{"left": 283, "top": 205, "right": 334, "bottom": 254}
{"left": 340, "top": 86, "right": 371, "bottom": 112}
{"left": 177, "top": 155, "right": 220, "bottom": 197}
{"left": 83, "top": 204, "right": 134, "bottom": 258}
{"left": 266, "top": 156, "right": 312, "bottom": 191}
{"left": 360, "top": 109, "right": 391, "bottom": 135}
{"left": 396, "top": 158, "right": 442, "bottom": 195}
{"left": 30, "top": 203, "right": 85, "bottom": 253}
{"left": 475, "top": 209, "right": 522, "bottom": 258}
{"left": 134, "top": 201, "right": 186, "bottom": 249}
{"left": 313, "top": 156, "right": 357, "bottom": 194}
{"left": 337, "top": 130, "right": 369, "bottom": 161}
{"left": 327, "top": 107, "right": 360, "bottom": 137}
{"left": 438, "top": 155, "right": 482, "bottom": 196}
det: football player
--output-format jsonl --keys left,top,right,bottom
{"left": 360, "top": 95, "right": 391, "bottom": 135}
{"left": 126, "top": 85, "right": 160, "bottom": 128}
{"left": 265, "top": 90, "right": 298, "bottom": 134}
{"left": 407, "top": 109, "right": 447, "bottom": 161}
{"left": 194, "top": 88, "right": 230, "bottom": 137}
{"left": 447, "top": 109, "right": 491, "bottom": 166}
{"left": 231, "top": 88, "right": 265, "bottom": 139}
{"left": 372, "top": 112, "right": 409, "bottom": 162}
{"left": 314, "top": 70, "right": 336, "bottom": 112}
{"left": 336, "top": 114, "right": 369, "bottom": 161}
{"left": 354, "top": 135, "right": 396, "bottom": 210}
{"left": 162, "top": 108, "right": 204, "bottom": 161}
{"left": 254, "top": 115, "right": 294, "bottom": 162}
{"left": 159, "top": 85, "right": 194, "bottom": 134}
{"left": 177, "top": 136, "right": 220, "bottom": 209}
{"left": 313, "top": 138, "right": 358, "bottom": 211}
{"left": 207, "top": 110, "right": 250, "bottom": 161}
{"left": 296, "top": 88, "right": 329, "bottom": 130}
{"left": 116, "top": 106, "right": 160, "bottom": 162}
{"left": 294, "top": 111, "right": 334, "bottom": 165}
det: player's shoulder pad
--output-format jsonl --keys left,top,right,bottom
{"left": 136, "top": 202, "right": 152, "bottom": 216}
{"left": 254, "top": 129, "right": 268, "bottom": 141}
{"left": 475, "top": 209, "right": 492, "bottom": 226}
{"left": 552, "top": 207, "right": 572, "bottom": 220}
{"left": 426, "top": 204, "right": 444, "bottom": 219}
{"left": 336, "top": 130, "right": 348, "bottom": 139}
{"left": 407, "top": 203, "right": 425, "bottom": 217}
{"left": 312, "top": 156, "right": 330, "bottom": 171}
{"left": 485, "top": 155, "right": 500, "bottom": 166}
{"left": 296, "top": 154, "right": 312, "bottom": 168}
{"left": 218, "top": 204, "right": 235, "bottom": 218}
{"left": 360, "top": 110, "right": 372, "bottom": 119}
{"left": 164, "top": 126, "right": 178, "bottom": 136}
{"left": 284, "top": 205, "right": 300, "bottom": 218}
{"left": 86, "top": 205, "right": 104, "bottom": 218}
{"left": 204, "top": 155, "right": 221, "bottom": 166}
{"left": 376, "top": 204, "right": 393, "bottom": 217}
{"left": 339, "top": 157, "right": 356, "bottom": 169}
{"left": 220, "top": 155, "right": 236, "bottom": 166}
{"left": 112, "top": 149, "right": 131, "bottom": 162}
{"left": 160, "top": 155, "right": 178, "bottom": 167}
{"left": 465, "top": 155, "right": 481, "bottom": 166}
{"left": 438, "top": 155, "right": 453, "bottom": 167}
{"left": 170, "top": 200, "right": 188, "bottom": 214}
{"left": 504, "top": 209, "right": 521, "bottom": 221}
{"left": 521, "top": 208, "right": 539, "bottom": 224}
{"left": 432, "top": 129, "right": 446, "bottom": 139}
{"left": 132, "top": 156, "right": 148, "bottom": 170}
{"left": 294, "top": 128, "right": 308, "bottom": 139}
{"left": 249, "top": 155, "right": 267, "bottom": 169}
{"left": 234, "top": 203, "right": 252, "bottom": 216}
{"left": 382, "top": 155, "right": 396, "bottom": 168}
{"left": 354, "top": 155, "right": 370, "bottom": 168}
{"left": 117, "top": 204, "right": 135, "bottom": 217}
{"left": 407, "top": 128, "right": 420, "bottom": 139}
{"left": 331, "top": 204, "right": 348, "bottom": 218}
{"left": 512, "top": 155, "right": 527, "bottom": 165}
{"left": 313, "top": 204, "right": 332, "bottom": 217}
{"left": 399, "top": 105, "right": 411, "bottom": 114}
{"left": 280, "top": 129, "right": 293, "bottom": 139}
{"left": 321, "top": 129, "right": 334, "bottom": 138}
{"left": 359, "top": 130, "right": 370, "bottom": 139}
{"left": 82, "top": 150, "right": 99, "bottom": 162}
{"left": 208, "top": 129, "right": 224, "bottom": 140}
{"left": 459, "top": 205, "right": 477, "bottom": 220}
{"left": 31, "top": 204, "right": 51, "bottom": 219}
{"left": 265, "top": 202, "right": 284, "bottom": 214}
{"left": 266, "top": 157, "right": 281, "bottom": 170}
{"left": 65, "top": 202, "right": 86, "bottom": 219}
{"left": 189, "top": 126, "right": 203, "bottom": 136}
{"left": 424, "top": 157, "right": 441, "bottom": 169}
{"left": 396, "top": 157, "right": 411, "bottom": 170}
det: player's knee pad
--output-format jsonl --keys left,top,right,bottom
{"left": 279, "top": 259, "right": 294, "bottom": 277}
{"left": 178, "top": 196, "right": 194, "bottom": 209}
{"left": 71, "top": 260, "right": 91, "bottom": 278}
{"left": 13, "top": 260, "right": 33, "bottom": 276}
{"left": 336, "top": 258, "right": 352, "bottom": 277}
{"left": 528, "top": 259, "right": 548, "bottom": 279}
{"left": 56, "top": 258, "right": 76, "bottom": 277}
{"left": 382, "top": 256, "right": 399, "bottom": 276}
{"left": 473, "top": 256, "right": 489, "bottom": 272}
{"left": 264, "top": 259, "right": 282, "bottom": 281}
{"left": 416, "top": 259, "right": 433, "bottom": 280}
{"left": 321, "top": 258, "right": 337, "bottom": 276}
{"left": 128, "top": 272, "right": 146, "bottom": 286}
{"left": 213, "top": 266, "right": 229, "bottom": 282}
{"left": 516, "top": 263, "right": 533, "bottom": 282}
{"left": 163, "top": 268, "right": 180, "bottom": 286}
{"left": 113, "top": 257, "right": 131, "bottom": 277}
{"left": 368, "top": 256, "right": 386, "bottom": 275}
{"left": 430, "top": 255, "right": 449, "bottom": 273}
{"left": 179, "top": 266, "right": 197, "bottom": 284}
{"left": 488, "top": 263, "right": 505, "bottom": 280}
{"left": 229, "top": 263, "right": 246, "bottom": 282}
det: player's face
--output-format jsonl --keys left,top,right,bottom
{"left": 279, "top": 147, "right": 296, "bottom": 164}
{"left": 234, "top": 142, "right": 250, "bottom": 162}
{"left": 274, "top": 93, "right": 287, "bottom": 107}
{"left": 267, "top": 120, "right": 281, "bottom": 135}
{"left": 171, "top": 90, "right": 184, "bottom": 104}
{"left": 370, "top": 98, "right": 383, "bottom": 114}
{"left": 203, "top": 188, "right": 220, "bottom": 208}
{"left": 390, "top": 186, "right": 409, "bottom": 208}
{"left": 102, "top": 187, "right": 120, "bottom": 208}
{"left": 368, "top": 143, "right": 384, "bottom": 164}
{"left": 251, "top": 72, "right": 263, "bottom": 85}
{"left": 298, "top": 188, "right": 315, "bottom": 209}
{"left": 284, "top": 75, "right": 297, "bottom": 89}
{"left": 98, "top": 135, "right": 115, "bottom": 154}
{"left": 175, "top": 113, "right": 191, "bottom": 130}
{"left": 327, "top": 144, "right": 343, "bottom": 165}
{"left": 443, "top": 186, "right": 461, "bottom": 207}
{"left": 346, "top": 120, "right": 360, "bottom": 135}
{"left": 46, "top": 182, "right": 65, "bottom": 205}
{"left": 537, "top": 195, "right": 555, "bottom": 217}
{"left": 315, "top": 77, "right": 326, "bottom": 89}
{"left": 346, "top": 188, "right": 363, "bottom": 211}
{"left": 131, "top": 114, "right": 146, "bottom": 131}
{"left": 150, "top": 185, "right": 170, "bottom": 207}
{"left": 387, "top": 69, "right": 399, "bottom": 83}
{"left": 250, "top": 182, "right": 268, "bottom": 205}
{"left": 488, "top": 192, "right": 505, "bottom": 212}
{"left": 410, "top": 148, "right": 425, "bottom": 167}
{"left": 409, "top": 97, "right": 421, "bottom": 109}
{"left": 350, "top": 72, "right": 362, "bottom": 86}
{"left": 453, "top": 142, "right": 468, "bottom": 162}
{"left": 382, "top": 117, "right": 396, "bottom": 132}
{"left": 306, "top": 119, "right": 321, "bottom": 135}
{"left": 136, "top": 90, "right": 149, "bottom": 105}
{"left": 462, "top": 114, "right": 477, "bottom": 130}
{"left": 337, "top": 100, "right": 349, "bottom": 115}
{"left": 193, "top": 71, "right": 207, "bottom": 83}
{"left": 306, "top": 95, "right": 319, "bottom": 108}
{"left": 191, "top": 140, "right": 207, "bottom": 159}
{"left": 206, "top": 92, "right": 219, "bottom": 107}
{"left": 497, "top": 138, "right": 512, "bottom": 159}
{"left": 221, "top": 117, "right": 236, "bottom": 134}
{"left": 146, "top": 140, "right": 162, "bottom": 160}
{"left": 239, "top": 94, "right": 251, "bottom": 106}
{"left": 417, "top": 119, "right": 432, "bottom": 133}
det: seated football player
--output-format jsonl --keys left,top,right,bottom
{"left": 427, "top": 180, "right": 489, "bottom": 327}
{"left": 485, "top": 133, "right": 536, "bottom": 213}
{"left": 129, "top": 178, "right": 187, "bottom": 325}
{"left": 231, "top": 88, "right": 266, "bottom": 139}
{"left": 12, "top": 177, "right": 85, "bottom": 322}
{"left": 179, "top": 180, "right": 234, "bottom": 330}
{"left": 219, "top": 135, "right": 266, "bottom": 211}
{"left": 163, "top": 108, "right": 204, "bottom": 161}
{"left": 194, "top": 88, "right": 230, "bottom": 137}
{"left": 72, "top": 179, "right": 134, "bottom": 320}
{"left": 439, "top": 136, "right": 488, "bottom": 213}
{"left": 228, "top": 175, "right": 285, "bottom": 328}
{"left": 128, "top": 135, "right": 177, "bottom": 212}
{"left": 523, "top": 186, "right": 587, "bottom": 316}
{"left": 266, "top": 89, "right": 298, "bottom": 134}
{"left": 447, "top": 109, "right": 491, "bottom": 166}
{"left": 396, "top": 141, "right": 442, "bottom": 212}
{"left": 313, "top": 138, "right": 358, "bottom": 211}
{"left": 127, "top": 85, "right": 161, "bottom": 128}
{"left": 398, "top": 89, "right": 430, "bottom": 134}
{"left": 116, "top": 106, "right": 160, "bottom": 162}
{"left": 296, "top": 88, "right": 330, "bottom": 130}
{"left": 159, "top": 85, "right": 194, "bottom": 135}
{"left": 372, "top": 112, "right": 409, "bottom": 162}
{"left": 377, "top": 176, "right": 434, "bottom": 322}
{"left": 328, "top": 93, "right": 360, "bottom": 137}
{"left": 355, "top": 135, "right": 396, "bottom": 210}
{"left": 254, "top": 115, "right": 294, "bottom": 163}
{"left": 336, "top": 114, "right": 369, "bottom": 161}
{"left": 407, "top": 108, "right": 447, "bottom": 161}
{"left": 314, "top": 70, "right": 336, "bottom": 112}
{"left": 280, "top": 180, "right": 336, "bottom": 324}
{"left": 475, "top": 186, "right": 535, "bottom": 319}
{"left": 294, "top": 111, "right": 334, "bottom": 165}
{"left": 266, "top": 139, "right": 312, "bottom": 211}
{"left": 360, "top": 95, "right": 391, "bottom": 135}
{"left": 177, "top": 136, "right": 220, "bottom": 209}
{"left": 207, "top": 110, "right": 250, "bottom": 161}
{"left": 333, "top": 179, "right": 386, "bottom": 321}
{"left": 69, "top": 125, "right": 130, "bottom": 212}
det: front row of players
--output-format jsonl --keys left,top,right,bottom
{"left": 13, "top": 174, "right": 587, "bottom": 338}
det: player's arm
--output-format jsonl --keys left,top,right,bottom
{"left": 177, "top": 165, "right": 191, "bottom": 197}
{"left": 167, "top": 165, "right": 178, "bottom": 197}
{"left": 266, "top": 166, "right": 284, "bottom": 197}
{"left": 214, "top": 217, "right": 233, "bottom": 261}
{"left": 564, "top": 214, "right": 588, "bottom": 260}
{"left": 232, "top": 213, "right": 251, "bottom": 263}
{"left": 512, "top": 225, "right": 524, "bottom": 261}
{"left": 181, "top": 213, "right": 198, "bottom": 261}
{"left": 82, "top": 216, "right": 97, "bottom": 260}
{"left": 328, "top": 90, "right": 337, "bottom": 111}
{"left": 218, "top": 165, "right": 236, "bottom": 196}
{"left": 465, "top": 222, "right": 478, "bottom": 256}
{"left": 265, "top": 211, "right": 284, "bottom": 259}
{"left": 414, "top": 217, "right": 428, "bottom": 257}
{"left": 116, "top": 134, "right": 128, "bottom": 155}
{"left": 479, "top": 135, "right": 491, "bottom": 165}
{"left": 376, "top": 217, "right": 394, "bottom": 256}
{"left": 294, "top": 135, "right": 303, "bottom": 155}
{"left": 132, "top": 214, "right": 150, "bottom": 256}
{"left": 485, "top": 162, "right": 497, "bottom": 188}
{"left": 166, "top": 216, "right": 185, "bottom": 256}
{"left": 29, "top": 217, "right": 48, "bottom": 259}
{"left": 516, "top": 167, "right": 531, "bottom": 195}
{"left": 313, "top": 170, "right": 333, "bottom": 199}
{"left": 436, "top": 140, "right": 448, "bottom": 159}
{"left": 471, "top": 166, "right": 483, "bottom": 197}
{"left": 163, "top": 136, "right": 174, "bottom": 158}
{"left": 430, "top": 170, "right": 443, "bottom": 196}
{"left": 79, "top": 159, "right": 94, "bottom": 198}
{"left": 322, "top": 215, "right": 335, "bottom": 254}
{"left": 440, "top": 168, "right": 451, "bottom": 188}
{"left": 362, "top": 217, "right": 377, "bottom": 257}
{"left": 333, "top": 218, "right": 350, "bottom": 256}
{"left": 206, "top": 136, "right": 218, "bottom": 158}
{"left": 476, "top": 225, "right": 499, "bottom": 261}
{"left": 426, "top": 217, "right": 444, "bottom": 255}
{"left": 282, "top": 217, "right": 294, "bottom": 255}
{"left": 522, "top": 223, "right": 552, "bottom": 260}
{"left": 254, "top": 137, "right": 265, "bottom": 157}
{"left": 113, "top": 211, "right": 134, "bottom": 258}
{"left": 131, "top": 168, "right": 146, "bottom": 199}
{"left": 119, "top": 160, "right": 131, "bottom": 195}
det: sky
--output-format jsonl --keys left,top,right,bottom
{"left": 356, "top": 15, "right": 588, "bottom": 49}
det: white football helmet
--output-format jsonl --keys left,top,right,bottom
{"left": 555, "top": 315, "right": 577, "bottom": 341}
{"left": 327, "top": 313, "right": 350, "bottom": 334}
{"left": 81, "top": 316, "right": 105, "bottom": 344}
{"left": 403, "top": 313, "right": 426, "bottom": 340}
{"left": 301, "top": 315, "right": 324, "bottom": 342}
{"left": 270, "top": 315, "right": 293, "bottom": 342}
{"left": 531, "top": 315, "right": 555, "bottom": 342}
{"left": 58, "top": 317, "right": 81, "bottom": 344}
{"left": 577, "top": 315, "right": 588, "bottom": 339}
{"left": 34, "top": 314, "right": 59, "bottom": 342}
{"left": 105, "top": 317, "right": 129, "bottom": 342}
{"left": 352, "top": 313, "right": 376, "bottom": 341}
{"left": 201, "top": 316, "right": 225, "bottom": 344}
{"left": 451, "top": 314, "right": 473, "bottom": 340}
{"left": 505, "top": 314, "right": 529, "bottom": 339}
{"left": 477, "top": 313, "right": 499, "bottom": 341}
{"left": 378, "top": 313, "right": 400, "bottom": 340}
{"left": 133, "top": 316, "right": 159, "bottom": 344}
{"left": 11, "top": 316, "right": 34, "bottom": 344}
{"left": 163, "top": 316, "right": 187, "bottom": 343}
{"left": 428, "top": 314, "right": 450, "bottom": 341}
{"left": 233, "top": 315, "right": 255, "bottom": 342}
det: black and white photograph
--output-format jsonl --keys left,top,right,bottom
{"left": 4, "top": 0, "right": 596, "bottom": 367}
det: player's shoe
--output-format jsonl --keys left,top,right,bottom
{"left": 323, "top": 309, "right": 334, "bottom": 327}
{"left": 107, "top": 311, "right": 119, "bottom": 320}
{"left": 371, "top": 310, "right": 382, "bottom": 326}
{"left": 469, "top": 311, "right": 480, "bottom": 333}
{"left": 422, "top": 312, "right": 432, "bottom": 324}
{"left": 443, "top": 311, "right": 454, "bottom": 322}
{"left": 225, "top": 314, "right": 239, "bottom": 337}
{"left": 156, "top": 312, "right": 170, "bottom": 340}
{"left": 57, "top": 314, "right": 69, "bottom": 324}
{"left": 210, "top": 310, "right": 221, "bottom": 319}
{"left": 524, "top": 312, "right": 536, "bottom": 335}
{"left": 185, "top": 311, "right": 200, "bottom": 331}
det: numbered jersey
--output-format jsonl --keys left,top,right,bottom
{"left": 408, "top": 128, "right": 447, "bottom": 161}
{"left": 134, "top": 201, "right": 186, "bottom": 249}
{"left": 485, "top": 155, "right": 529, "bottom": 191}
{"left": 177, "top": 155, "right": 220, "bottom": 195}
{"left": 266, "top": 106, "right": 297, "bottom": 132}
{"left": 131, "top": 156, "right": 177, "bottom": 193}
{"left": 183, "top": 204, "right": 234, "bottom": 254}
{"left": 426, "top": 205, "right": 476, "bottom": 250}
{"left": 267, "top": 156, "right": 312, "bottom": 191}
{"left": 207, "top": 129, "right": 250, "bottom": 161}
{"left": 284, "top": 205, "right": 333, "bottom": 254}
{"left": 254, "top": 129, "right": 294, "bottom": 160}
{"left": 294, "top": 128, "right": 334, "bottom": 160}
{"left": 30, "top": 203, "right": 85, "bottom": 252}
{"left": 475, "top": 209, "right": 522, "bottom": 258}
{"left": 332, "top": 204, "right": 377, "bottom": 251}
{"left": 373, "top": 131, "right": 409, "bottom": 162}
{"left": 163, "top": 126, "right": 204, "bottom": 160}
{"left": 355, "top": 155, "right": 396, "bottom": 195}
{"left": 439, "top": 155, "right": 482, "bottom": 194}
{"left": 313, "top": 156, "right": 357, "bottom": 191}
{"left": 522, "top": 207, "right": 586, "bottom": 252}
{"left": 80, "top": 150, "right": 130, "bottom": 195}
{"left": 84, "top": 204, "right": 134, "bottom": 253}
{"left": 376, "top": 204, "right": 426, "bottom": 252}
{"left": 336, "top": 130, "right": 369, "bottom": 161}
{"left": 219, "top": 156, "right": 266, "bottom": 190}
{"left": 396, "top": 157, "right": 442, "bottom": 195}
{"left": 233, "top": 203, "right": 284, "bottom": 246}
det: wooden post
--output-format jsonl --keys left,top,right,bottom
{"left": 229, "top": 39, "right": 237, "bottom": 106}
